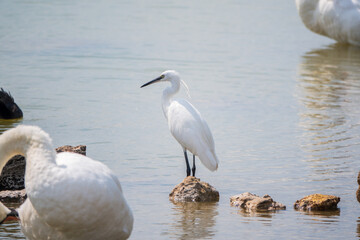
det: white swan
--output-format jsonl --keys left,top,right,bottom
{"left": 0, "top": 125, "right": 133, "bottom": 240}
{"left": 295, "top": 0, "right": 360, "bottom": 46}
{"left": 141, "top": 70, "right": 219, "bottom": 177}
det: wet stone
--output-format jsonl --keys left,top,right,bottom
{"left": 169, "top": 176, "right": 219, "bottom": 202}
{"left": 55, "top": 145, "right": 86, "bottom": 156}
{"left": 230, "top": 192, "right": 286, "bottom": 211}
{"left": 294, "top": 194, "right": 340, "bottom": 211}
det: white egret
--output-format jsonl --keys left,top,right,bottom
{"left": 295, "top": 0, "right": 360, "bottom": 46}
{"left": 141, "top": 70, "right": 219, "bottom": 177}
{"left": 0, "top": 125, "right": 133, "bottom": 240}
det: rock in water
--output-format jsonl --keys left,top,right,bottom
{"left": 169, "top": 176, "right": 219, "bottom": 202}
{"left": 230, "top": 192, "right": 286, "bottom": 211}
{"left": 55, "top": 145, "right": 86, "bottom": 156}
{"left": 294, "top": 194, "right": 340, "bottom": 211}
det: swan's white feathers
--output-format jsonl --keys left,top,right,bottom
{"left": 0, "top": 125, "right": 133, "bottom": 240}
{"left": 296, "top": 0, "right": 360, "bottom": 46}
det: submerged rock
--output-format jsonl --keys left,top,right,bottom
{"left": 169, "top": 176, "right": 219, "bottom": 202}
{"left": 230, "top": 192, "right": 286, "bottom": 211}
{"left": 0, "top": 145, "right": 86, "bottom": 201}
{"left": 294, "top": 194, "right": 340, "bottom": 211}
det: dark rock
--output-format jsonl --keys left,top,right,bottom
{"left": 0, "top": 145, "right": 86, "bottom": 191}
{"left": 294, "top": 194, "right": 340, "bottom": 211}
{"left": 230, "top": 192, "right": 286, "bottom": 211}
{"left": 0, "top": 155, "right": 25, "bottom": 191}
{"left": 169, "top": 176, "right": 219, "bottom": 202}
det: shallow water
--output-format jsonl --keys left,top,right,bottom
{"left": 1, "top": 0, "right": 360, "bottom": 239}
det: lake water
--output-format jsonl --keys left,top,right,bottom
{"left": 1, "top": 0, "right": 360, "bottom": 239}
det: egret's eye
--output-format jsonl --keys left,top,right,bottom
{"left": 160, "top": 75, "right": 165, "bottom": 79}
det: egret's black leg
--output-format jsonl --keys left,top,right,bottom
{"left": 183, "top": 150, "right": 191, "bottom": 176}
{"left": 192, "top": 155, "right": 196, "bottom": 177}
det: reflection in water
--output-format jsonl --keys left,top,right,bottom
{"left": 0, "top": 221, "right": 24, "bottom": 239}
{"left": 0, "top": 119, "right": 23, "bottom": 134}
{"left": 165, "top": 201, "right": 218, "bottom": 240}
{"left": 296, "top": 44, "right": 360, "bottom": 181}
{"left": 299, "top": 209, "right": 340, "bottom": 223}
{"left": 232, "top": 208, "right": 276, "bottom": 226}
{"left": 357, "top": 217, "right": 360, "bottom": 239}
{"left": 298, "top": 209, "right": 340, "bottom": 225}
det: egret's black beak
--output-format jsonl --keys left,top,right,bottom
{"left": 141, "top": 75, "right": 164, "bottom": 88}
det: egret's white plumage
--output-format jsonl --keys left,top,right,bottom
{"left": 0, "top": 125, "right": 133, "bottom": 240}
{"left": 141, "top": 70, "right": 219, "bottom": 176}
{"left": 296, "top": 0, "right": 360, "bottom": 46}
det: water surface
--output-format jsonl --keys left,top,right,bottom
{"left": 1, "top": 1, "right": 360, "bottom": 239}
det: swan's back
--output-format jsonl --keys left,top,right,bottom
{"left": 19, "top": 152, "right": 133, "bottom": 240}
{"left": 296, "top": 0, "right": 360, "bottom": 46}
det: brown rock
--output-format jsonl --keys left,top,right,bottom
{"left": 55, "top": 145, "right": 86, "bottom": 156}
{"left": 169, "top": 176, "right": 219, "bottom": 202}
{"left": 230, "top": 192, "right": 286, "bottom": 211}
{"left": 294, "top": 194, "right": 340, "bottom": 211}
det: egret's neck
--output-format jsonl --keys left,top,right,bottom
{"left": 161, "top": 79, "right": 180, "bottom": 119}
{"left": 0, "top": 127, "right": 57, "bottom": 192}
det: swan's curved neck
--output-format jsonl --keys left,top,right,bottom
{"left": 0, "top": 127, "right": 56, "bottom": 192}
{"left": 162, "top": 79, "right": 180, "bottom": 119}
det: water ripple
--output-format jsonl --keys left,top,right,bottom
{"left": 296, "top": 44, "right": 360, "bottom": 182}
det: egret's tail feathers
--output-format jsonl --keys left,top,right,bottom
{"left": 198, "top": 150, "right": 219, "bottom": 172}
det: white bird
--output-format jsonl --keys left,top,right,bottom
{"left": 295, "top": 0, "right": 360, "bottom": 46}
{"left": 0, "top": 125, "right": 133, "bottom": 240}
{"left": 141, "top": 70, "right": 219, "bottom": 177}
